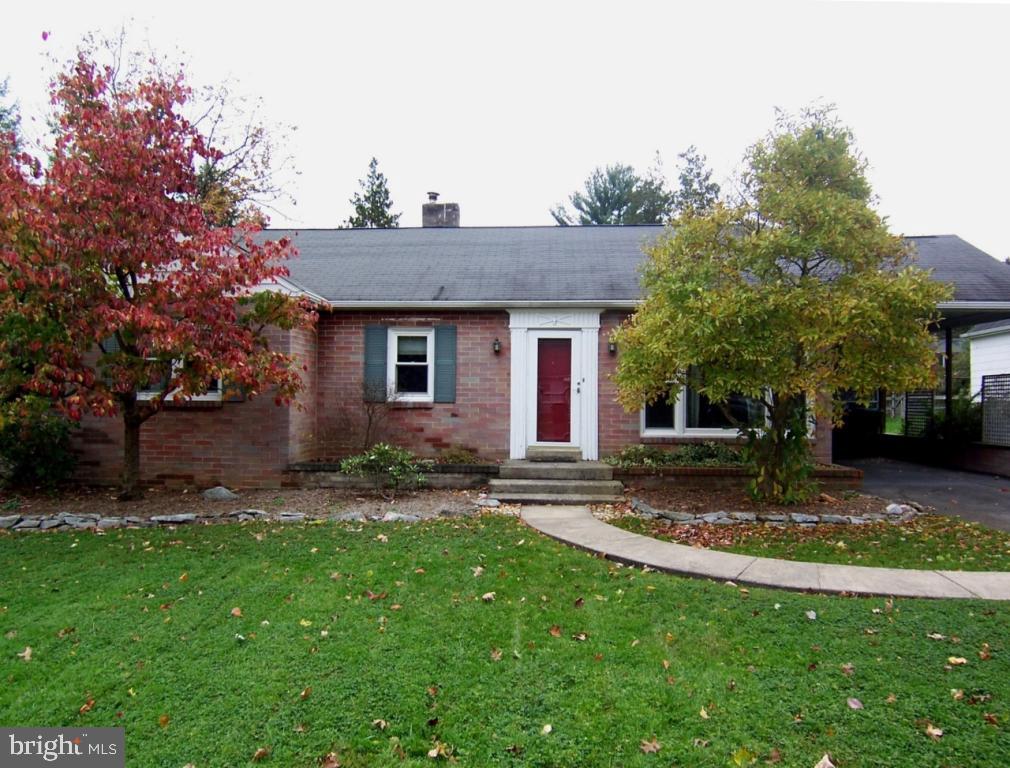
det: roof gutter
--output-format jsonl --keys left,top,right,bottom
{"left": 316, "top": 299, "right": 643, "bottom": 310}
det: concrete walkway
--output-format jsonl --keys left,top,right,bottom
{"left": 520, "top": 505, "right": 1010, "bottom": 600}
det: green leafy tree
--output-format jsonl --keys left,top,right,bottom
{"left": 672, "top": 145, "right": 720, "bottom": 214}
{"left": 344, "top": 157, "right": 400, "bottom": 228}
{"left": 551, "top": 160, "right": 674, "bottom": 225}
{"left": 0, "top": 79, "right": 20, "bottom": 146}
{"left": 613, "top": 107, "right": 952, "bottom": 502}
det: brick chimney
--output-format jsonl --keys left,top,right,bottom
{"left": 422, "top": 192, "right": 460, "bottom": 228}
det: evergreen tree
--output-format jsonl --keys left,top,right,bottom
{"left": 671, "top": 145, "right": 720, "bottom": 214}
{"left": 344, "top": 157, "right": 401, "bottom": 228}
{"left": 551, "top": 161, "right": 674, "bottom": 225}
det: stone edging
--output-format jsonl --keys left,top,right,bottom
{"left": 628, "top": 498, "right": 923, "bottom": 527}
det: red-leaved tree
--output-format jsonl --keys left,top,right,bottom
{"left": 0, "top": 50, "right": 315, "bottom": 499}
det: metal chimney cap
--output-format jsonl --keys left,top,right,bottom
{"left": 427, "top": 191, "right": 439, "bottom": 202}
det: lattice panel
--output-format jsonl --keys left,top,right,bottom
{"left": 904, "top": 390, "right": 934, "bottom": 438}
{"left": 982, "top": 374, "right": 1010, "bottom": 447}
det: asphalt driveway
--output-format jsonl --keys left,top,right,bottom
{"left": 849, "top": 457, "right": 1010, "bottom": 532}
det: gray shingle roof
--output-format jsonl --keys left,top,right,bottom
{"left": 262, "top": 227, "right": 1010, "bottom": 306}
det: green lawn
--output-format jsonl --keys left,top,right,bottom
{"left": 885, "top": 416, "right": 905, "bottom": 435}
{"left": 1, "top": 518, "right": 1008, "bottom": 767}
{"left": 613, "top": 515, "right": 1010, "bottom": 571}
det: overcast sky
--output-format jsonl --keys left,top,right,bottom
{"left": 5, "top": 0, "right": 1009, "bottom": 259}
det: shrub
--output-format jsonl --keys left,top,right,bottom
{"left": 0, "top": 404, "right": 77, "bottom": 489}
{"left": 436, "top": 447, "right": 482, "bottom": 465}
{"left": 604, "top": 442, "right": 744, "bottom": 470}
{"left": 926, "top": 395, "right": 982, "bottom": 445}
{"left": 339, "top": 443, "right": 427, "bottom": 497}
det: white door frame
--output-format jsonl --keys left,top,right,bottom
{"left": 508, "top": 309, "right": 600, "bottom": 460}
{"left": 527, "top": 330, "right": 581, "bottom": 449}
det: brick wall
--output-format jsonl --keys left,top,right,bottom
{"left": 72, "top": 325, "right": 318, "bottom": 488}
{"left": 315, "top": 311, "right": 511, "bottom": 460}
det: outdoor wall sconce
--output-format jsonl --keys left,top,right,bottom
{"left": 608, "top": 341, "right": 617, "bottom": 355}
{"left": 493, "top": 338, "right": 502, "bottom": 354}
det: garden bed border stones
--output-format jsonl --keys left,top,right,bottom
{"left": 283, "top": 462, "right": 499, "bottom": 490}
{"left": 628, "top": 497, "right": 922, "bottom": 527}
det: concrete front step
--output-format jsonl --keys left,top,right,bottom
{"left": 490, "top": 478, "right": 623, "bottom": 497}
{"left": 526, "top": 446, "right": 582, "bottom": 462}
{"left": 499, "top": 461, "right": 614, "bottom": 481}
{"left": 492, "top": 492, "right": 625, "bottom": 505}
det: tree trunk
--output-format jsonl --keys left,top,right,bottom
{"left": 120, "top": 396, "right": 144, "bottom": 501}
{"left": 750, "top": 392, "right": 812, "bottom": 503}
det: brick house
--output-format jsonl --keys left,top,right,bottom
{"left": 75, "top": 198, "right": 1010, "bottom": 487}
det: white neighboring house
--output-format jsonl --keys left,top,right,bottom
{"left": 963, "top": 321, "right": 1010, "bottom": 397}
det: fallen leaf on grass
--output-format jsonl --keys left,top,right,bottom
{"left": 699, "top": 707, "right": 709, "bottom": 720}
{"left": 840, "top": 663, "right": 854, "bottom": 677}
{"left": 574, "top": 597, "right": 584, "bottom": 608}
{"left": 365, "top": 591, "right": 387, "bottom": 601}
{"left": 56, "top": 627, "right": 76, "bottom": 638}
{"left": 885, "top": 693, "right": 897, "bottom": 704}
{"left": 427, "top": 741, "right": 451, "bottom": 759}
{"left": 252, "top": 746, "right": 271, "bottom": 762}
{"left": 952, "top": 689, "right": 964, "bottom": 701}
{"left": 79, "top": 697, "right": 95, "bottom": 714}
{"left": 662, "top": 659, "right": 670, "bottom": 670}
{"left": 979, "top": 643, "right": 991, "bottom": 661}
{"left": 375, "top": 534, "right": 388, "bottom": 543}
{"left": 813, "top": 755, "right": 835, "bottom": 768}
{"left": 571, "top": 632, "right": 587, "bottom": 641}
{"left": 372, "top": 719, "right": 388, "bottom": 730}
{"left": 693, "top": 738, "right": 710, "bottom": 748}
{"left": 948, "top": 656, "right": 968, "bottom": 666}
{"left": 481, "top": 592, "right": 495, "bottom": 602}
{"left": 926, "top": 632, "right": 945, "bottom": 641}
{"left": 639, "top": 737, "right": 661, "bottom": 754}
{"left": 230, "top": 607, "right": 242, "bottom": 618}
{"left": 414, "top": 568, "right": 425, "bottom": 574}
{"left": 471, "top": 566, "right": 484, "bottom": 577}
{"left": 925, "top": 723, "right": 943, "bottom": 741}
{"left": 767, "top": 747, "right": 782, "bottom": 763}
{"left": 549, "top": 625, "right": 561, "bottom": 637}
{"left": 16, "top": 646, "right": 32, "bottom": 662}
{"left": 541, "top": 724, "right": 552, "bottom": 735}
{"left": 490, "top": 648, "right": 502, "bottom": 661}
{"left": 805, "top": 611, "right": 817, "bottom": 621}
{"left": 725, "top": 747, "right": 755, "bottom": 766}
{"left": 390, "top": 604, "right": 402, "bottom": 611}
{"left": 299, "top": 687, "right": 311, "bottom": 700}
{"left": 984, "top": 712, "right": 998, "bottom": 725}
{"left": 179, "top": 572, "right": 189, "bottom": 582}
{"left": 320, "top": 752, "right": 341, "bottom": 768}
{"left": 847, "top": 698, "right": 863, "bottom": 710}
{"left": 158, "top": 714, "right": 170, "bottom": 728}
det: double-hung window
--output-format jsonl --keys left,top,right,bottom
{"left": 387, "top": 328, "right": 435, "bottom": 402}
{"left": 137, "top": 359, "right": 222, "bottom": 402}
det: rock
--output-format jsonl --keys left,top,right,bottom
{"left": 658, "top": 509, "right": 697, "bottom": 523}
{"left": 790, "top": 513, "right": 820, "bottom": 524}
{"left": 711, "top": 517, "right": 737, "bottom": 525}
{"left": 13, "top": 518, "right": 40, "bottom": 530}
{"left": 728, "top": 512, "right": 757, "bottom": 522}
{"left": 846, "top": 516, "right": 870, "bottom": 525}
{"left": 701, "top": 512, "right": 727, "bottom": 523}
{"left": 885, "top": 502, "right": 917, "bottom": 517}
{"left": 39, "top": 517, "right": 65, "bottom": 530}
{"left": 475, "top": 498, "right": 501, "bottom": 508}
{"left": 819, "top": 514, "right": 850, "bottom": 525}
{"left": 63, "top": 516, "right": 95, "bottom": 528}
{"left": 277, "top": 511, "right": 306, "bottom": 522}
{"left": 380, "top": 512, "right": 420, "bottom": 523}
{"left": 438, "top": 506, "right": 474, "bottom": 519}
{"left": 201, "top": 486, "right": 239, "bottom": 501}
{"left": 905, "top": 500, "right": 926, "bottom": 513}
{"left": 151, "top": 513, "right": 197, "bottom": 524}
{"left": 890, "top": 512, "right": 917, "bottom": 525}
{"left": 0, "top": 514, "right": 21, "bottom": 529}
{"left": 758, "top": 513, "right": 787, "bottom": 523}
{"left": 123, "top": 516, "right": 144, "bottom": 525}
{"left": 631, "top": 498, "right": 658, "bottom": 518}
{"left": 330, "top": 510, "right": 367, "bottom": 522}
{"left": 97, "top": 517, "right": 124, "bottom": 529}
{"left": 230, "top": 508, "right": 268, "bottom": 518}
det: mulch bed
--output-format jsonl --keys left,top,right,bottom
{"left": 622, "top": 485, "right": 898, "bottom": 517}
{"left": 0, "top": 486, "right": 486, "bottom": 520}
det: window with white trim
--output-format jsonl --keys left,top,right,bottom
{"left": 137, "top": 359, "right": 221, "bottom": 402}
{"left": 387, "top": 328, "right": 435, "bottom": 402}
{"left": 641, "top": 391, "right": 677, "bottom": 436}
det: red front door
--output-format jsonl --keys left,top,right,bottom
{"left": 536, "top": 338, "right": 572, "bottom": 442}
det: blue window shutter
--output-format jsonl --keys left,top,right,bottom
{"left": 434, "top": 325, "right": 457, "bottom": 403}
{"left": 364, "top": 325, "right": 388, "bottom": 401}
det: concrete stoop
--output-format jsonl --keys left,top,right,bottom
{"left": 490, "top": 460, "right": 624, "bottom": 505}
